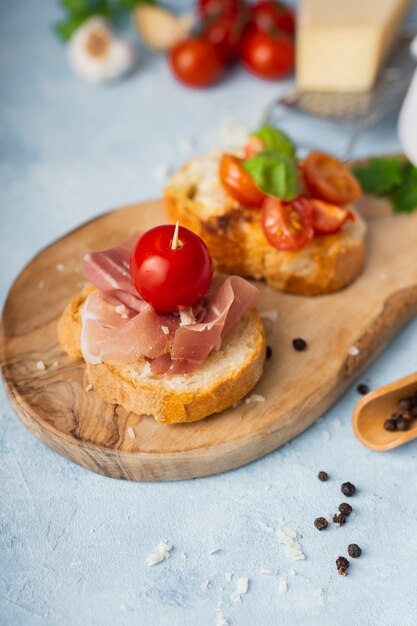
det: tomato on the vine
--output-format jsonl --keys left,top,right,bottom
{"left": 303, "top": 151, "right": 362, "bottom": 205}
{"left": 197, "top": 0, "right": 244, "bottom": 18}
{"left": 239, "top": 28, "right": 294, "bottom": 80}
{"left": 130, "top": 225, "right": 213, "bottom": 312}
{"left": 219, "top": 153, "right": 265, "bottom": 206}
{"left": 261, "top": 196, "right": 314, "bottom": 250}
{"left": 250, "top": 1, "right": 295, "bottom": 34}
{"left": 168, "top": 38, "right": 224, "bottom": 88}
{"left": 201, "top": 11, "right": 246, "bottom": 62}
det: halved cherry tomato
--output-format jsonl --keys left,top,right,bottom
{"left": 250, "top": 1, "right": 296, "bottom": 35}
{"left": 308, "top": 198, "right": 352, "bottom": 235}
{"left": 219, "top": 153, "right": 265, "bottom": 206}
{"left": 303, "top": 151, "right": 362, "bottom": 205}
{"left": 244, "top": 135, "right": 265, "bottom": 159}
{"left": 261, "top": 196, "right": 314, "bottom": 250}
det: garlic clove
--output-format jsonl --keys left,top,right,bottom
{"left": 67, "top": 17, "right": 136, "bottom": 84}
{"left": 134, "top": 6, "right": 193, "bottom": 52}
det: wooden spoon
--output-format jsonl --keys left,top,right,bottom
{"left": 352, "top": 372, "right": 417, "bottom": 451}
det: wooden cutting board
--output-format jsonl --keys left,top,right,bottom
{"left": 2, "top": 195, "right": 417, "bottom": 481}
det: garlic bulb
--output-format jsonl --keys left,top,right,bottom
{"left": 134, "top": 6, "right": 193, "bottom": 52}
{"left": 67, "top": 17, "right": 136, "bottom": 84}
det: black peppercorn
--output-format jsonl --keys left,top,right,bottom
{"left": 398, "top": 398, "right": 413, "bottom": 411}
{"left": 266, "top": 345, "right": 272, "bottom": 359}
{"left": 356, "top": 383, "right": 370, "bottom": 395}
{"left": 348, "top": 544, "right": 362, "bottom": 558}
{"left": 401, "top": 410, "right": 413, "bottom": 421}
{"left": 341, "top": 482, "right": 356, "bottom": 497}
{"left": 314, "top": 517, "right": 328, "bottom": 531}
{"left": 318, "top": 471, "right": 328, "bottom": 482}
{"left": 391, "top": 412, "right": 402, "bottom": 421}
{"left": 292, "top": 337, "right": 307, "bottom": 351}
{"left": 338, "top": 502, "right": 352, "bottom": 516}
{"left": 336, "top": 556, "right": 349, "bottom": 576}
{"left": 333, "top": 513, "right": 346, "bottom": 525}
{"left": 396, "top": 417, "right": 410, "bottom": 431}
{"left": 384, "top": 419, "right": 397, "bottom": 432}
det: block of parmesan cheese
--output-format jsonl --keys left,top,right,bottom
{"left": 296, "top": 0, "right": 411, "bottom": 92}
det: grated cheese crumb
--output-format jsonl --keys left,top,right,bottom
{"left": 260, "top": 567, "right": 277, "bottom": 575}
{"left": 36, "top": 360, "right": 46, "bottom": 370}
{"left": 245, "top": 394, "right": 266, "bottom": 404}
{"left": 218, "top": 118, "right": 249, "bottom": 148}
{"left": 231, "top": 576, "right": 249, "bottom": 602}
{"left": 216, "top": 609, "right": 229, "bottom": 626}
{"left": 278, "top": 577, "right": 288, "bottom": 594}
{"left": 127, "top": 427, "right": 135, "bottom": 439}
{"left": 56, "top": 263, "right": 65, "bottom": 271}
{"left": 225, "top": 572, "right": 233, "bottom": 582}
{"left": 276, "top": 528, "right": 305, "bottom": 561}
{"left": 348, "top": 345, "right": 360, "bottom": 356}
{"left": 179, "top": 307, "right": 196, "bottom": 326}
{"left": 145, "top": 541, "right": 172, "bottom": 566}
{"left": 259, "top": 521, "right": 274, "bottom": 534}
{"left": 115, "top": 304, "right": 126, "bottom": 314}
{"left": 181, "top": 552, "right": 187, "bottom": 561}
{"left": 260, "top": 309, "right": 279, "bottom": 322}
{"left": 85, "top": 384, "right": 93, "bottom": 392}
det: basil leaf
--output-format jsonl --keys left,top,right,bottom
{"left": 54, "top": 14, "right": 89, "bottom": 40}
{"left": 251, "top": 125, "right": 296, "bottom": 160}
{"left": 392, "top": 163, "right": 417, "bottom": 213}
{"left": 243, "top": 151, "right": 300, "bottom": 201}
{"left": 352, "top": 157, "right": 402, "bottom": 196}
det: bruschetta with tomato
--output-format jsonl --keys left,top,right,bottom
{"left": 164, "top": 126, "right": 366, "bottom": 296}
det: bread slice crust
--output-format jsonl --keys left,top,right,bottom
{"left": 164, "top": 155, "right": 367, "bottom": 296}
{"left": 58, "top": 289, "right": 266, "bottom": 424}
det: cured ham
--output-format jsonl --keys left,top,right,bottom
{"left": 81, "top": 238, "right": 258, "bottom": 374}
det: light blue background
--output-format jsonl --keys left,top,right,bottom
{"left": 2, "top": 1, "right": 417, "bottom": 625}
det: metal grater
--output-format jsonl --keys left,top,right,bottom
{"left": 261, "top": 31, "right": 417, "bottom": 159}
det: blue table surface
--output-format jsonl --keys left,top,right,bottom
{"left": 2, "top": 1, "right": 417, "bottom": 625}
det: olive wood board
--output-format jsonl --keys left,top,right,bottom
{"left": 2, "top": 194, "right": 417, "bottom": 481}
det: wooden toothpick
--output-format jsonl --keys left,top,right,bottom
{"left": 171, "top": 221, "right": 180, "bottom": 250}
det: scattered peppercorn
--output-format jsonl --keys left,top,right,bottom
{"left": 336, "top": 556, "right": 349, "bottom": 576}
{"left": 292, "top": 337, "right": 307, "bottom": 351}
{"left": 396, "top": 417, "right": 410, "bottom": 431}
{"left": 401, "top": 410, "right": 413, "bottom": 421}
{"left": 391, "top": 411, "right": 402, "bottom": 421}
{"left": 338, "top": 502, "right": 352, "bottom": 516}
{"left": 341, "top": 482, "right": 356, "bottom": 497}
{"left": 356, "top": 383, "right": 370, "bottom": 395}
{"left": 318, "top": 471, "right": 328, "bottom": 482}
{"left": 348, "top": 544, "right": 362, "bottom": 558}
{"left": 384, "top": 419, "right": 397, "bottom": 432}
{"left": 333, "top": 513, "right": 346, "bottom": 525}
{"left": 398, "top": 397, "right": 413, "bottom": 411}
{"left": 266, "top": 345, "right": 272, "bottom": 359}
{"left": 314, "top": 517, "right": 328, "bottom": 531}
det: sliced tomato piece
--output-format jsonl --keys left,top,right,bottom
{"left": 219, "top": 153, "right": 265, "bottom": 207}
{"left": 304, "top": 151, "right": 362, "bottom": 205}
{"left": 244, "top": 135, "right": 265, "bottom": 159}
{"left": 261, "top": 196, "right": 314, "bottom": 251}
{"left": 307, "top": 198, "right": 351, "bottom": 235}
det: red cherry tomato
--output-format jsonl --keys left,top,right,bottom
{"left": 130, "top": 225, "right": 213, "bottom": 312}
{"left": 244, "top": 135, "right": 265, "bottom": 159}
{"left": 169, "top": 38, "right": 224, "bottom": 88}
{"left": 219, "top": 153, "right": 266, "bottom": 206}
{"left": 303, "top": 151, "right": 362, "bottom": 205}
{"left": 307, "top": 198, "right": 352, "bottom": 235}
{"left": 250, "top": 1, "right": 295, "bottom": 35}
{"left": 198, "top": 0, "right": 243, "bottom": 18}
{"left": 201, "top": 11, "right": 246, "bottom": 62}
{"left": 261, "top": 196, "right": 314, "bottom": 250}
{"left": 239, "top": 28, "right": 295, "bottom": 80}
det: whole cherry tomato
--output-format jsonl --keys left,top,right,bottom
{"left": 261, "top": 196, "right": 314, "bottom": 250}
{"left": 303, "top": 151, "right": 362, "bottom": 205}
{"left": 306, "top": 198, "right": 352, "bottom": 235}
{"left": 250, "top": 1, "right": 295, "bottom": 35}
{"left": 169, "top": 38, "right": 224, "bottom": 88}
{"left": 198, "top": 0, "right": 244, "bottom": 18}
{"left": 239, "top": 28, "right": 294, "bottom": 80}
{"left": 130, "top": 225, "right": 213, "bottom": 312}
{"left": 219, "top": 153, "right": 266, "bottom": 206}
{"left": 201, "top": 12, "right": 246, "bottom": 62}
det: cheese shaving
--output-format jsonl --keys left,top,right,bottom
{"left": 276, "top": 528, "right": 305, "bottom": 561}
{"left": 145, "top": 541, "right": 172, "bottom": 566}
{"left": 260, "top": 567, "right": 277, "bottom": 575}
{"left": 231, "top": 576, "right": 249, "bottom": 602}
{"left": 36, "top": 360, "right": 46, "bottom": 370}
{"left": 216, "top": 609, "right": 229, "bottom": 626}
{"left": 245, "top": 394, "right": 266, "bottom": 404}
{"left": 278, "top": 577, "right": 288, "bottom": 593}
{"left": 85, "top": 384, "right": 93, "bottom": 392}
{"left": 260, "top": 309, "right": 279, "bottom": 322}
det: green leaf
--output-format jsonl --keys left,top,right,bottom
{"left": 251, "top": 125, "right": 296, "bottom": 160}
{"left": 54, "top": 14, "right": 88, "bottom": 40}
{"left": 392, "top": 163, "right": 417, "bottom": 213}
{"left": 352, "top": 157, "right": 403, "bottom": 196}
{"left": 118, "top": 0, "right": 155, "bottom": 8}
{"left": 242, "top": 151, "right": 300, "bottom": 201}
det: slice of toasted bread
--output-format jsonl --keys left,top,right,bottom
{"left": 164, "top": 152, "right": 367, "bottom": 296}
{"left": 58, "top": 289, "right": 266, "bottom": 424}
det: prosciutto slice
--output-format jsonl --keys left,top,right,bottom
{"left": 81, "top": 237, "right": 259, "bottom": 374}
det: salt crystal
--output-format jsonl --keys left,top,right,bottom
{"left": 278, "top": 577, "right": 288, "bottom": 593}
{"left": 36, "top": 360, "right": 46, "bottom": 370}
{"left": 145, "top": 541, "right": 172, "bottom": 566}
{"left": 348, "top": 346, "right": 360, "bottom": 356}
{"left": 245, "top": 394, "right": 266, "bottom": 404}
{"left": 161, "top": 325, "right": 169, "bottom": 335}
